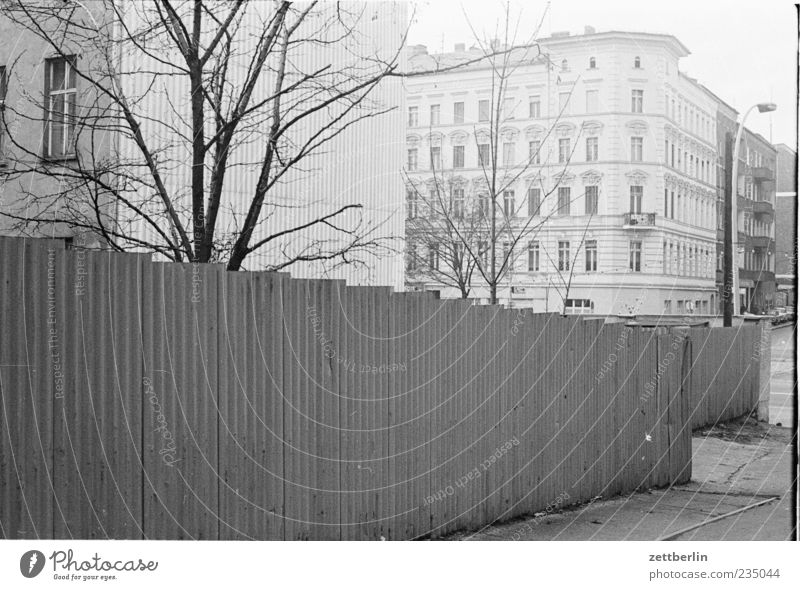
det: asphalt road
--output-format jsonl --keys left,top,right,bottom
{"left": 769, "top": 323, "right": 795, "bottom": 427}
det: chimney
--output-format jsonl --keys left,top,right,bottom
{"left": 584, "top": 25, "right": 596, "bottom": 35}
{"left": 551, "top": 30, "right": 570, "bottom": 38}
{"left": 454, "top": 43, "right": 465, "bottom": 52}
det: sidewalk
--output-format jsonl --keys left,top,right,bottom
{"left": 456, "top": 416, "right": 795, "bottom": 541}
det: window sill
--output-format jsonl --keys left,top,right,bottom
{"left": 41, "top": 155, "right": 78, "bottom": 164}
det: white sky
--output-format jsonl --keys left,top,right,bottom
{"left": 407, "top": 0, "right": 798, "bottom": 148}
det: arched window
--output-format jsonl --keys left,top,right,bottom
{"left": 634, "top": 56, "right": 641, "bottom": 68}
{"left": 589, "top": 57, "right": 596, "bottom": 69}
{"left": 561, "top": 59, "right": 568, "bottom": 72}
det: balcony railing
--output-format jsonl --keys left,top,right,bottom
{"left": 752, "top": 236, "right": 774, "bottom": 250}
{"left": 752, "top": 200, "right": 774, "bottom": 217}
{"left": 750, "top": 166, "right": 774, "bottom": 181}
{"left": 739, "top": 269, "right": 775, "bottom": 283}
{"left": 623, "top": 212, "right": 656, "bottom": 227}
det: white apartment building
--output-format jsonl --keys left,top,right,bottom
{"left": 404, "top": 29, "right": 719, "bottom": 315}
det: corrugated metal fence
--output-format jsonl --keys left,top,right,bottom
{"left": 0, "top": 237, "right": 759, "bottom": 540}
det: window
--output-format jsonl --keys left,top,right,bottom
{"left": 478, "top": 240, "right": 488, "bottom": 268}
{"left": 502, "top": 142, "right": 515, "bottom": 166}
{"left": 478, "top": 99, "right": 490, "bottom": 122}
{"left": 558, "top": 241, "right": 571, "bottom": 271}
{"left": 589, "top": 57, "right": 596, "bottom": 69}
{"left": 453, "top": 101, "right": 464, "bottom": 124}
{"left": 561, "top": 59, "right": 569, "bottom": 72}
{"left": 503, "top": 98, "right": 515, "bottom": 119}
{"left": 478, "top": 194, "right": 490, "bottom": 217}
{"left": 586, "top": 137, "right": 598, "bottom": 162}
{"left": 631, "top": 89, "right": 643, "bottom": 113}
{"left": 664, "top": 300, "right": 672, "bottom": 314}
{"left": 565, "top": 299, "right": 593, "bottom": 314}
{"left": 529, "top": 96, "right": 541, "bottom": 118}
{"left": 453, "top": 188, "right": 465, "bottom": 219}
{"left": 527, "top": 187, "right": 541, "bottom": 216}
{"left": 630, "top": 137, "right": 643, "bottom": 162}
{"left": 629, "top": 241, "right": 642, "bottom": 272}
{"left": 429, "top": 146, "right": 441, "bottom": 170}
{"left": 452, "top": 145, "right": 464, "bottom": 169}
{"left": 0, "top": 65, "right": 6, "bottom": 157}
{"left": 585, "top": 240, "right": 597, "bottom": 271}
{"left": 430, "top": 104, "right": 440, "bottom": 126}
{"left": 629, "top": 185, "right": 643, "bottom": 213}
{"left": 44, "top": 56, "right": 77, "bottom": 158}
{"left": 585, "top": 185, "right": 598, "bottom": 215}
{"left": 406, "top": 242, "right": 418, "bottom": 272}
{"left": 634, "top": 56, "right": 641, "bottom": 69}
{"left": 477, "top": 143, "right": 490, "bottom": 166}
{"left": 408, "top": 105, "right": 418, "bottom": 127}
{"left": 558, "top": 92, "right": 570, "bottom": 114}
{"left": 503, "top": 190, "right": 515, "bottom": 218}
{"left": 586, "top": 89, "right": 598, "bottom": 113}
{"left": 529, "top": 140, "right": 541, "bottom": 164}
{"left": 428, "top": 244, "right": 439, "bottom": 270}
{"left": 528, "top": 241, "right": 540, "bottom": 271}
{"left": 557, "top": 186, "right": 570, "bottom": 215}
{"left": 407, "top": 148, "right": 418, "bottom": 171}
{"left": 407, "top": 190, "right": 418, "bottom": 218}
{"left": 558, "top": 138, "right": 570, "bottom": 163}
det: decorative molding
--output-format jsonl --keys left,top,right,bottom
{"left": 555, "top": 122, "right": 576, "bottom": 137}
{"left": 406, "top": 133, "right": 422, "bottom": 146}
{"left": 552, "top": 170, "right": 576, "bottom": 184}
{"left": 581, "top": 120, "right": 604, "bottom": 136}
{"left": 580, "top": 169, "right": 603, "bottom": 185}
{"left": 500, "top": 126, "right": 520, "bottom": 141}
{"left": 626, "top": 119, "right": 649, "bottom": 135}
{"left": 448, "top": 130, "right": 468, "bottom": 145}
{"left": 625, "top": 169, "right": 649, "bottom": 185}
{"left": 425, "top": 132, "right": 444, "bottom": 146}
{"left": 523, "top": 124, "right": 547, "bottom": 140}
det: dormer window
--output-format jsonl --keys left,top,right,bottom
{"left": 589, "top": 57, "right": 596, "bottom": 69}
{"left": 561, "top": 59, "right": 569, "bottom": 72}
{"left": 634, "top": 56, "right": 641, "bottom": 69}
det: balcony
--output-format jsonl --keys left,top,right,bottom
{"left": 739, "top": 268, "right": 775, "bottom": 283}
{"left": 623, "top": 212, "right": 656, "bottom": 228}
{"left": 751, "top": 236, "right": 774, "bottom": 250}
{"left": 750, "top": 166, "right": 774, "bottom": 182}
{"left": 752, "top": 200, "right": 774, "bottom": 218}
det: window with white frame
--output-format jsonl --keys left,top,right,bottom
{"left": 528, "top": 187, "right": 541, "bottom": 216}
{"left": 558, "top": 241, "right": 571, "bottom": 271}
{"left": 407, "top": 189, "right": 418, "bottom": 218}
{"left": 529, "top": 96, "right": 541, "bottom": 118}
{"left": 452, "top": 145, "right": 464, "bottom": 169}
{"left": 558, "top": 138, "right": 570, "bottom": 163}
{"left": 477, "top": 143, "right": 490, "bottom": 166}
{"left": 631, "top": 89, "right": 643, "bottom": 113}
{"left": 528, "top": 241, "right": 540, "bottom": 271}
{"left": 503, "top": 190, "right": 515, "bottom": 218}
{"left": 557, "top": 186, "right": 570, "bottom": 215}
{"left": 428, "top": 243, "right": 439, "bottom": 270}
{"left": 478, "top": 99, "right": 490, "bottom": 122}
{"left": 585, "top": 240, "right": 597, "bottom": 272}
{"left": 44, "top": 56, "right": 78, "bottom": 158}
{"left": 429, "top": 145, "right": 441, "bottom": 170}
{"left": 630, "top": 136, "right": 643, "bottom": 162}
{"left": 453, "top": 101, "right": 464, "bottom": 124}
{"left": 407, "top": 148, "right": 418, "bottom": 170}
{"left": 629, "top": 185, "right": 643, "bottom": 213}
{"left": 586, "top": 136, "right": 598, "bottom": 162}
{"left": 430, "top": 104, "right": 440, "bottom": 126}
{"left": 529, "top": 140, "right": 541, "bottom": 164}
{"left": 453, "top": 188, "right": 465, "bottom": 219}
{"left": 585, "top": 185, "right": 598, "bottom": 214}
{"left": 503, "top": 98, "right": 515, "bottom": 120}
{"left": 408, "top": 105, "right": 418, "bottom": 127}
{"left": 629, "top": 240, "right": 642, "bottom": 272}
{"left": 565, "top": 299, "right": 593, "bottom": 314}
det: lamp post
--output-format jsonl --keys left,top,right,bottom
{"left": 730, "top": 102, "right": 776, "bottom": 316}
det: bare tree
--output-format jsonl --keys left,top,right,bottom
{"left": 403, "top": 6, "right": 587, "bottom": 304}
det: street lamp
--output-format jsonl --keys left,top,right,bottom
{"left": 730, "top": 102, "right": 777, "bottom": 316}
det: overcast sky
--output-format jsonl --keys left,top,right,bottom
{"left": 407, "top": 0, "right": 798, "bottom": 148}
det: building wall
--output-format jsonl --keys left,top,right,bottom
{"left": 405, "top": 31, "right": 717, "bottom": 315}
{"left": 775, "top": 144, "right": 797, "bottom": 277}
